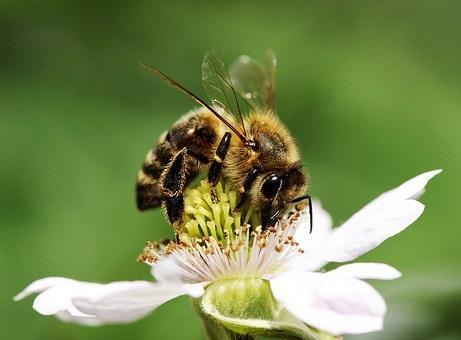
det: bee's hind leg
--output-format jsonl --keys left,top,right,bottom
{"left": 208, "top": 132, "right": 232, "bottom": 202}
{"left": 160, "top": 147, "right": 188, "bottom": 241}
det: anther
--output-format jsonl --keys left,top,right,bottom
{"left": 295, "top": 203, "right": 307, "bottom": 211}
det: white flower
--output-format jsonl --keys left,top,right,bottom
{"left": 15, "top": 170, "right": 441, "bottom": 336}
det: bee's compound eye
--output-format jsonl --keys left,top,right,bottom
{"left": 261, "top": 174, "right": 282, "bottom": 198}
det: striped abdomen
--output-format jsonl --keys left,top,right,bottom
{"left": 136, "top": 109, "right": 220, "bottom": 211}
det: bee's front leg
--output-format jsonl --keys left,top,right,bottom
{"left": 208, "top": 132, "right": 232, "bottom": 202}
{"left": 234, "top": 167, "right": 260, "bottom": 212}
{"left": 160, "top": 147, "right": 188, "bottom": 241}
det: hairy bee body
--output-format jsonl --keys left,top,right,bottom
{"left": 136, "top": 108, "right": 220, "bottom": 210}
{"left": 136, "top": 106, "right": 307, "bottom": 217}
{"left": 137, "top": 50, "right": 312, "bottom": 234}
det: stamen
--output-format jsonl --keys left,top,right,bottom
{"left": 138, "top": 180, "right": 307, "bottom": 282}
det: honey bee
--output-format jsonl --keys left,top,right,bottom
{"left": 136, "top": 50, "right": 312, "bottom": 238}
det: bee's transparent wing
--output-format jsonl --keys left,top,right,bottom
{"left": 202, "top": 50, "right": 247, "bottom": 136}
{"left": 230, "top": 49, "right": 277, "bottom": 112}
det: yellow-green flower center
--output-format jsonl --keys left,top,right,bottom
{"left": 138, "top": 179, "right": 306, "bottom": 281}
{"left": 181, "top": 180, "right": 261, "bottom": 245}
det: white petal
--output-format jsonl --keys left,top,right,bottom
{"left": 151, "top": 256, "right": 186, "bottom": 283}
{"left": 14, "top": 277, "right": 77, "bottom": 301}
{"left": 16, "top": 277, "right": 204, "bottom": 325}
{"left": 151, "top": 256, "right": 211, "bottom": 288}
{"left": 72, "top": 281, "right": 203, "bottom": 324}
{"left": 294, "top": 200, "right": 333, "bottom": 246}
{"left": 32, "top": 282, "right": 100, "bottom": 316}
{"left": 308, "top": 170, "right": 441, "bottom": 262}
{"left": 328, "top": 263, "right": 401, "bottom": 280}
{"left": 287, "top": 200, "right": 333, "bottom": 271}
{"left": 55, "top": 310, "right": 105, "bottom": 326}
{"left": 378, "top": 169, "right": 442, "bottom": 202}
{"left": 270, "top": 271, "right": 386, "bottom": 335}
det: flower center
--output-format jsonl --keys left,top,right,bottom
{"left": 138, "top": 180, "right": 306, "bottom": 282}
{"left": 182, "top": 180, "right": 260, "bottom": 245}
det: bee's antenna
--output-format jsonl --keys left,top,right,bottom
{"left": 291, "top": 194, "right": 313, "bottom": 233}
{"left": 140, "top": 63, "right": 248, "bottom": 143}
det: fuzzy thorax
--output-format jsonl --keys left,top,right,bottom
{"left": 138, "top": 180, "right": 306, "bottom": 282}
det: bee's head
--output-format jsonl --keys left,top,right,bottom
{"left": 254, "top": 164, "right": 307, "bottom": 228}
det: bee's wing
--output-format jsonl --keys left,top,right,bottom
{"left": 202, "top": 49, "right": 248, "bottom": 137}
{"left": 230, "top": 49, "right": 277, "bottom": 113}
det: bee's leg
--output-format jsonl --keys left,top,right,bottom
{"left": 136, "top": 130, "right": 175, "bottom": 211}
{"left": 234, "top": 167, "right": 260, "bottom": 212}
{"left": 160, "top": 147, "right": 188, "bottom": 239}
{"left": 208, "top": 132, "right": 232, "bottom": 202}
{"left": 291, "top": 194, "right": 313, "bottom": 233}
{"left": 261, "top": 206, "right": 282, "bottom": 230}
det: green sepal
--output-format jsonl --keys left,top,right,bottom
{"left": 194, "top": 277, "right": 339, "bottom": 340}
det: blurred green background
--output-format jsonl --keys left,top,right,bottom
{"left": 1, "top": 1, "right": 459, "bottom": 339}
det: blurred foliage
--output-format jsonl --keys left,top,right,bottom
{"left": 1, "top": 1, "right": 460, "bottom": 339}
